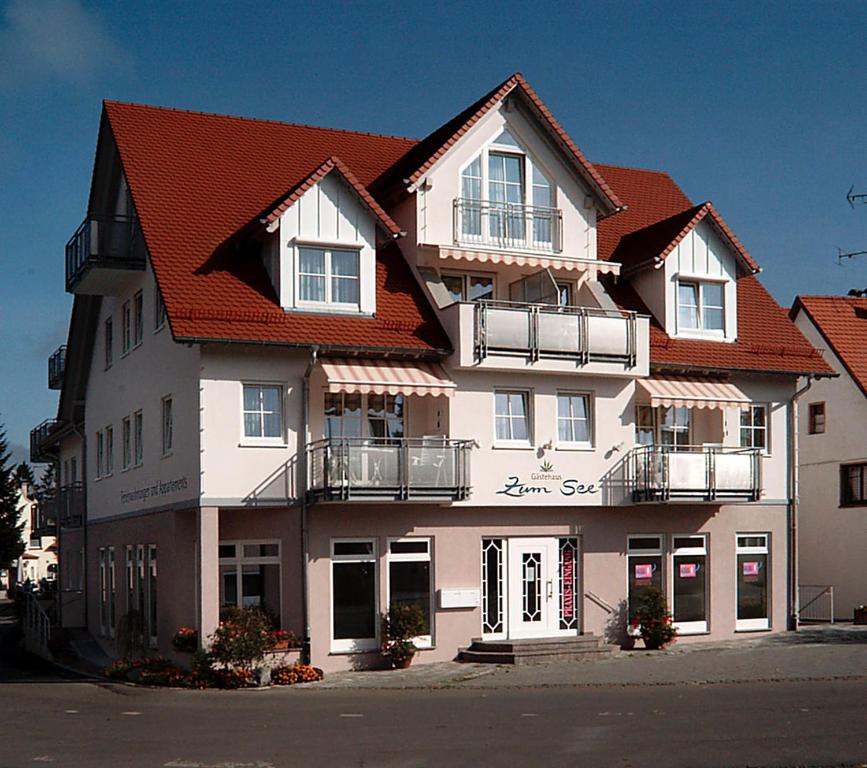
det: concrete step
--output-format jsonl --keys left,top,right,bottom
{"left": 460, "top": 634, "right": 614, "bottom": 665}
{"left": 469, "top": 635, "right": 603, "bottom": 654}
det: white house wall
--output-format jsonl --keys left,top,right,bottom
{"left": 85, "top": 265, "right": 201, "bottom": 521}
{"left": 276, "top": 173, "right": 378, "bottom": 314}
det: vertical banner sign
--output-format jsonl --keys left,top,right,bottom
{"left": 562, "top": 546, "right": 574, "bottom": 621}
{"left": 679, "top": 563, "right": 698, "bottom": 579}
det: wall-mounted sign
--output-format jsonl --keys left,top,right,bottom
{"left": 562, "top": 546, "right": 575, "bottom": 620}
{"left": 679, "top": 563, "right": 698, "bottom": 579}
{"left": 121, "top": 476, "right": 189, "bottom": 505}
{"left": 495, "top": 461, "right": 599, "bottom": 499}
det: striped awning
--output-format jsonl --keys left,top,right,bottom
{"left": 320, "top": 358, "right": 456, "bottom": 398}
{"left": 437, "top": 247, "right": 620, "bottom": 275}
{"left": 636, "top": 376, "right": 751, "bottom": 410}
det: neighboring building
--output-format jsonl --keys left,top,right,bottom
{"left": 32, "top": 73, "right": 832, "bottom": 669}
{"left": 791, "top": 295, "right": 867, "bottom": 621}
{"left": 13, "top": 482, "right": 57, "bottom": 589}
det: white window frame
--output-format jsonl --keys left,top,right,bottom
{"left": 147, "top": 544, "right": 158, "bottom": 648}
{"left": 670, "top": 533, "right": 708, "bottom": 635}
{"left": 240, "top": 383, "right": 285, "bottom": 446}
{"left": 104, "top": 317, "right": 113, "bottom": 369}
{"left": 296, "top": 245, "right": 361, "bottom": 310}
{"left": 324, "top": 391, "right": 407, "bottom": 441}
{"left": 494, "top": 389, "right": 532, "bottom": 447}
{"left": 218, "top": 540, "right": 282, "bottom": 618}
{"left": 107, "top": 547, "right": 116, "bottom": 638}
{"left": 133, "top": 410, "right": 143, "bottom": 466}
{"left": 735, "top": 533, "right": 770, "bottom": 632}
{"left": 330, "top": 538, "right": 378, "bottom": 653}
{"left": 104, "top": 425, "right": 114, "bottom": 476}
{"left": 125, "top": 545, "right": 134, "bottom": 615}
{"left": 96, "top": 430, "right": 104, "bottom": 479}
{"left": 161, "top": 395, "right": 173, "bottom": 457}
{"left": 555, "top": 391, "right": 593, "bottom": 449}
{"left": 386, "top": 538, "right": 433, "bottom": 649}
{"left": 121, "top": 300, "right": 132, "bottom": 355}
{"left": 626, "top": 535, "right": 664, "bottom": 635}
{"left": 676, "top": 277, "right": 727, "bottom": 336}
{"left": 133, "top": 290, "right": 144, "bottom": 347}
{"left": 122, "top": 416, "right": 132, "bottom": 471}
{"left": 440, "top": 270, "right": 496, "bottom": 304}
{"left": 740, "top": 404, "right": 770, "bottom": 454}
{"left": 154, "top": 289, "right": 167, "bottom": 332}
{"left": 98, "top": 548, "right": 107, "bottom": 636}
{"left": 480, "top": 537, "right": 506, "bottom": 640}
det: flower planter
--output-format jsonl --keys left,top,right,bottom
{"left": 854, "top": 607, "right": 867, "bottom": 625}
{"left": 393, "top": 655, "right": 414, "bottom": 669}
{"left": 642, "top": 636, "right": 661, "bottom": 650}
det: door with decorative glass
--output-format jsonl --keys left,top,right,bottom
{"left": 506, "top": 538, "right": 560, "bottom": 638}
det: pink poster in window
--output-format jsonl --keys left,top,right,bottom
{"left": 634, "top": 563, "right": 653, "bottom": 580}
{"left": 679, "top": 563, "right": 698, "bottom": 578}
{"left": 743, "top": 561, "right": 759, "bottom": 577}
{"left": 562, "top": 546, "right": 574, "bottom": 620}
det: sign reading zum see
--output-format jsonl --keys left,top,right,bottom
{"left": 495, "top": 461, "right": 599, "bottom": 499}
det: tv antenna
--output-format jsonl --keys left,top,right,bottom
{"left": 847, "top": 185, "right": 867, "bottom": 207}
{"left": 838, "top": 247, "right": 867, "bottom": 264}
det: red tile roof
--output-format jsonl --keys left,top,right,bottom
{"left": 598, "top": 165, "right": 832, "bottom": 377}
{"left": 104, "top": 101, "right": 447, "bottom": 354}
{"left": 791, "top": 296, "right": 867, "bottom": 394}
{"left": 372, "top": 73, "right": 622, "bottom": 213}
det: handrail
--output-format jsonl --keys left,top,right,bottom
{"left": 65, "top": 213, "right": 146, "bottom": 291}
{"left": 585, "top": 590, "right": 616, "bottom": 614}
{"left": 453, "top": 197, "right": 563, "bottom": 252}
{"left": 23, "top": 592, "right": 51, "bottom": 657}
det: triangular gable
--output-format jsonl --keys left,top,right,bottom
{"left": 371, "top": 73, "right": 623, "bottom": 215}
{"left": 260, "top": 155, "right": 402, "bottom": 237}
{"left": 617, "top": 202, "right": 760, "bottom": 275}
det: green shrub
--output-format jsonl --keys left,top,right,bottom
{"left": 381, "top": 603, "right": 427, "bottom": 666}
{"left": 209, "top": 607, "right": 276, "bottom": 671}
{"left": 629, "top": 587, "right": 677, "bottom": 649}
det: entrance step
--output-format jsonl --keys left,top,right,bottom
{"left": 459, "top": 634, "right": 614, "bottom": 665}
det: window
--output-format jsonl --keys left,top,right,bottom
{"left": 460, "top": 157, "right": 483, "bottom": 236}
{"left": 441, "top": 272, "right": 494, "bottom": 303}
{"left": 677, "top": 280, "right": 725, "bottom": 333}
{"left": 671, "top": 535, "right": 708, "bottom": 634}
{"left": 324, "top": 393, "right": 405, "bottom": 441}
{"left": 659, "top": 406, "right": 690, "bottom": 449}
{"left": 494, "top": 390, "right": 531, "bottom": 444}
{"left": 154, "top": 289, "right": 167, "bottom": 331}
{"left": 808, "top": 402, "right": 825, "bottom": 434}
{"left": 627, "top": 536, "right": 664, "bottom": 624}
{"left": 840, "top": 462, "right": 867, "bottom": 506}
{"left": 96, "top": 430, "right": 104, "bottom": 478}
{"left": 133, "top": 290, "right": 144, "bottom": 347}
{"left": 104, "top": 317, "right": 113, "bottom": 369}
{"left": 98, "top": 548, "right": 107, "bottom": 636}
{"left": 104, "top": 426, "right": 114, "bottom": 475}
{"left": 387, "top": 539, "right": 432, "bottom": 647}
{"left": 557, "top": 393, "right": 592, "bottom": 446}
{"left": 107, "top": 547, "right": 116, "bottom": 638}
{"left": 242, "top": 384, "right": 283, "bottom": 442}
{"left": 324, "top": 392, "right": 362, "bottom": 439}
{"left": 147, "top": 545, "right": 157, "bottom": 648}
{"left": 136, "top": 545, "right": 146, "bottom": 630}
{"left": 134, "top": 410, "right": 143, "bottom": 466}
{"left": 531, "top": 165, "right": 554, "bottom": 244}
{"left": 121, "top": 300, "right": 131, "bottom": 354}
{"left": 219, "top": 541, "right": 282, "bottom": 624}
{"left": 122, "top": 417, "right": 132, "bottom": 470}
{"left": 635, "top": 405, "right": 656, "bottom": 446}
{"left": 488, "top": 151, "right": 525, "bottom": 240}
{"left": 298, "top": 247, "right": 360, "bottom": 307}
{"left": 736, "top": 533, "right": 770, "bottom": 631}
{"left": 161, "top": 396, "right": 173, "bottom": 456}
{"left": 70, "top": 456, "right": 77, "bottom": 483}
{"left": 331, "top": 540, "right": 377, "bottom": 652}
{"left": 481, "top": 538, "right": 504, "bottom": 636}
{"left": 366, "top": 395, "right": 405, "bottom": 440}
{"left": 125, "top": 546, "right": 134, "bottom": 615}
{"left": 740, "top": 405, "right": 768, "bottom": 451}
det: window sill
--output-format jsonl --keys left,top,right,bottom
{"left": 555, "top": 444, "right": 594, "bottom": 452}
{"left": 153, "top": 324, "right": 166, "bottom": 335}
{"left": 238, "top": 441, "right": 289, "bottom": 449}
{"left": 492, "top": 443, "right": 534, "bottom": 451}
{"left": 292, "top": 304, "right": 366, "bottom": 316}
{"left": 161, "top": 451, "right": 173, "bottom": 460}
{"left": 735, "top": 626, "right": 771, "bottom": 633}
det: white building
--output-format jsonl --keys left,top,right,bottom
{"left": 33, "top": 74, "right": 832, "bottom": 668}
{"left": 14, "top": 482, "right": 57, "bottom": 589}
{"left": 791, "top": 294, "right": 867, "bottom": 621}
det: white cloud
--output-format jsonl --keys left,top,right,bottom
{"left": 0, "top": 0, "right": 127, "bottom": 88}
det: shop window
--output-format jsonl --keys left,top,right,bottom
{"left": 671, "top": 535, "right": 708, "bottom": 634}
{"left": 627, "top": 535, "right": 663, "bottom": 620}
{"left": 736, "top": 534, "right": 769, "bottom": 631}
{"left": 387, "top": 539, "right": 432, "bottom": 647}
{"left": 331, "top": 540, "right": 377, "bottom": 652}
{"left": 219, "top": 540, "right": 282, "bottom": 626}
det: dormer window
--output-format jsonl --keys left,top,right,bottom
{"left": 677, "top": 279, "right": 724, "bottom": 334}
{"left": 298, "top": 247, "right": 360, "bottom": 309}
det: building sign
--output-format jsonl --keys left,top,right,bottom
{"left": 495, "top": 461, "right": 599, "bottom": 499}
{"left": 679, "top": 563, "right": 698, "bottom": 579}
{"left": 634, "top": 563, "right": 654, "bottom": 581}
{"left": 742, "top": 561, "right": 760, "bottom": 581}
{"left": 562, "top": 546, "right": 575, "bottom": 621}
{"left": 121, "top": 476, "right": 189, "bottom": 505}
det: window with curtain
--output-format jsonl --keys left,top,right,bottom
{"left": 243, "top": 385, "right": 283, "bottom": 440}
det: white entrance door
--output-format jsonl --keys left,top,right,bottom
{"left": 507, "top": 538, "right": 560, "bottom": 638}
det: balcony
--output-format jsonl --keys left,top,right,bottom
{"left": 32, "top": 491, "right": 58, "bottom": 536}
{"left": 453, "top": 198, "right": 563, "bottom": 253}
{"left": 630, "top": 445, "right": 762, "bottom": 503}
{"left": 30, "top": 419, "right": 62, "bottom": 464}
{"left": 65, "top": 214, "right": 146, "bottom": 295}
{"left": 58, "top": 483, "right": 85, "bottom": 528}
{"left": 307, "top": 437, "right": 473, "bottom": 502}
{"left": 48, "top": 346, "right": 66, "bottom": 390}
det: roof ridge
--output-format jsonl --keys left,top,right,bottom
{"left": 592, "top": 162, "right": 677, "bottom": 177}
{"left": 103, "top": 99, "right": 419, "bottom": 144}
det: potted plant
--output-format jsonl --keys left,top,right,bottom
{"left": 629, "top": 587, "right": 677, "bottom": 650}
{"left": 381, "top": 603, "right": 427, "bottom": 669}
{"left": 171, "top": 626, "right": 199, "bottom": 653}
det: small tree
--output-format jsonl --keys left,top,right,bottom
{"left": 629, "top": 587, "right": 677, "bottom": 650}
{"left": 14, "top": 463, "right": 34, "bottom": 487}
{"left": 209, "top": 607, "right": 276, "bottom": 671}
{"left": 35, "top": 463, "right": 56, "bottom": 495}
{"left": 0, "top": 426, "right": 25, "bottom": 572}
{"left": 381, "top": 603, "right": 427, "bottom": 667}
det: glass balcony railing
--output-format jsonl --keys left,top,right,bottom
{"left": 453, "top": 198, "right": 563, "bottom": 252}
{"left": 630, "top": 445, "right": 762, "bottom": 502}
{"left": 307, "top": 437, "right": 473, "bottom": 502}
{"left": 474, "top": 300, "right": 639, "bottom": 366}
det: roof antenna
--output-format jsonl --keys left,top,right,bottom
{"left": 838, "top": 247, "right": 867, "bottom": 264}
{"left": 847, "top": 185, "right": 867, "bottom": 208}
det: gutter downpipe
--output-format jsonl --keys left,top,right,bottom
{"left": 300, "top": 346, "right": 319, "bottom": 664}
{"left": 788, "top": 375, "right": 813, "bottom": 631}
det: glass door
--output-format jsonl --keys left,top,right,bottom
{"left": 671, "top": 535, "right": 708, "bottom": 634}
{"left": 736, "top": 534, "right": 769, "bottom": 631}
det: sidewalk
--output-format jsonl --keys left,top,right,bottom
{"left": 301, "top": 624, "right": 867, "bottom": 690}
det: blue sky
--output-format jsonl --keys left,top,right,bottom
{"left": 1, "top": 0, "right": 866, "bottom": 466}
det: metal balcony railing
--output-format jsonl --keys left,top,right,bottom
{"left": 65, "top": 214, "right": 146, "bottom": 292}
{"left": 307, "top": 437, "right": 473, "bottom": 502}
{"left": 474, "top": 300, "right": 638, "bottom": 366}
{"left": 30, "top": 419, "right": 61, "bottom": 464}
{"left": 630, "top": 445, "right": 762, "bottom": 502}
{"left": 32, "top": 491, "right": 58, "bottom": 536}
{"left": 57, "top": 482, "right": 85, "bottom": 528}
{"left": 48, "top": 345, "right": 66, "bottom": 390}
{"left": 454, "top": 198, "right": 563, "bottom": 252}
